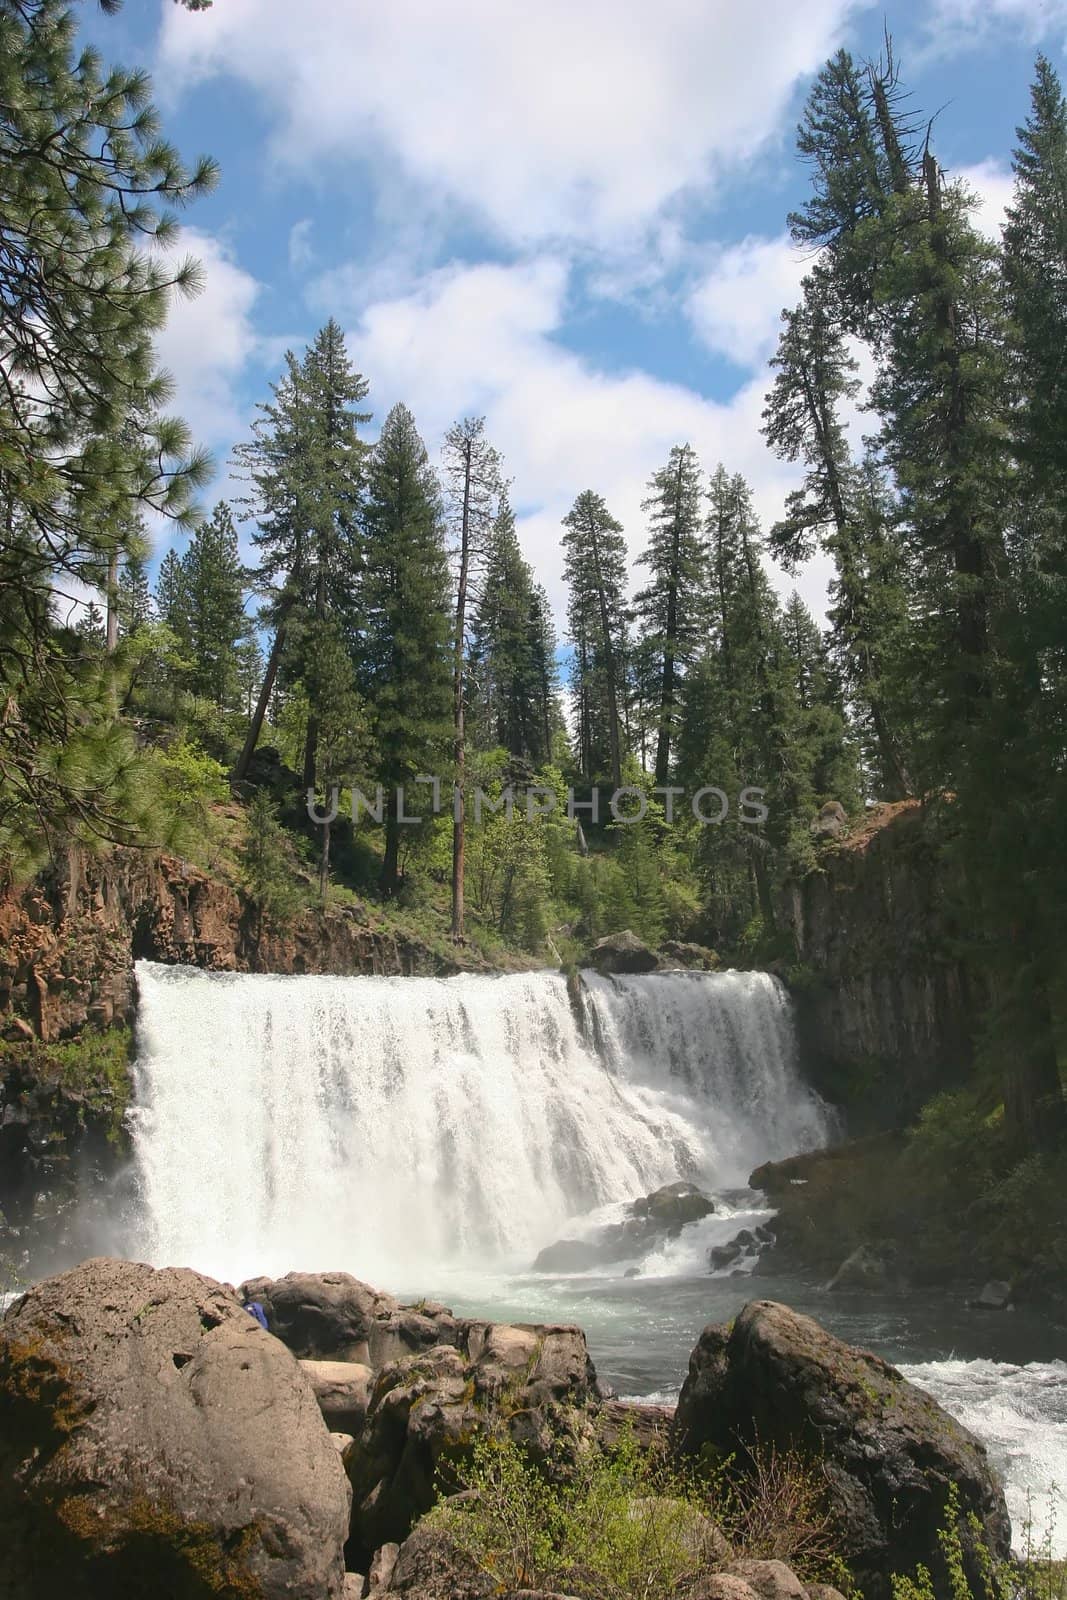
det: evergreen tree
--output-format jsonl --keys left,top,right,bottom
{"left": 361, "top": 404, "right": 453, "bottom": 897}
{"left": 562, "top": 491, "right": 629, "bottom": 790}
{"left": 763, "top": 276, "right": 914, "bottom": 798}
{"left": 441, "top": 416, "right": 504, "bottom": 936}
{"left": 633, "top": 444, "right": 707, "bottom": 785}
{"left": 0, "top": 0, "right": 215, "bottom": 860}
{"left": 240, "top": 789, "right": 301, "bottom": 934}
{"left": 233, "top": 322, "right": 370, "bottom": 785}
{"left": 179, "top": 504, "right": 249, "bottom": 709}
{"left": 469, "top": 495, "right": 558, "bottom": 766}
{"left": 117, "top": 547, "right": 153, "bottom": 638}
{"left": 302, "top": 622, "right": 366, "bottom": 903}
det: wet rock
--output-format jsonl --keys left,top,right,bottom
{"left": 0, "top": 1256, "right": 351, "bottom": 1599}
{"left": 534, "top": 1182, "right": 713, "bottom": 1272}
{"left": 826, "top": 1245, "right": 892, "bottom": 1292}
{"left": 673, "top": 1299, "right": 1010, "bottom": 1600}
{"left": 630, "top": 1180, "right": 714, "bottom": 1229}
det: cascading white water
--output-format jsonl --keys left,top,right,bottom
{"left": 129, "top": 960, "right": 829, "bottom": 1285}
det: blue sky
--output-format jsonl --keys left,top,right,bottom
{"left": 82, "top": 0, "right": 1067, "bottom": 621}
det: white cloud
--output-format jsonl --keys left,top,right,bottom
{"left": 344, "top": 257, "right": 829, "bottom": 623}
{"left": 160, "top": 0, "right": 861, "bottom": 248}
{"left": 958, "top": 160, "right": 1015, "bottom": 241}
{"left": 154, "top": 228, "right": 262, "bottom": 448}
{"left": 686, "top": 234, "right": 810, "bottom": 370}
{"left": 928, "top": 0, "right": 1067, "bottom": 48}
{"left": 288, "top": 218, "right": 315, "bottom": 273}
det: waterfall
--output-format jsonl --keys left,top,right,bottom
{"left": 129, "top": 960, "right": 829, "bottom": 1285}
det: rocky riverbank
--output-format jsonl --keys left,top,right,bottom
{"left": 0, "top": 1258, "right": 1012, "bottom": 1600}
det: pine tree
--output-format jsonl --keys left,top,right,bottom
{"left": 302, "top": 622, "right": 366, "bottom": 903}
{"left": 361, "top": 404, "right": 453, "bottom": 897}
{"left": 562, "top": 491, "right": 629, "bottom": 790}
{"left": 763, "top": 275, "right": 914, "bottom": 798}
{"left": 178, "top": 504, "right": 249, "bottom": 709}
{"left": 633, "top": 444, "right": 707, "bottom": 786}
{"left": 441, "top": 416, "right": 504, "bottom": 936}
{"left": 469, "top": 495, "right": 558, "bottom": 767}
{"left": 0, "top": 0, "right": 215, "bottom": 860}
{"left": 233, "top": 322, "right": 370, "bottom": 785}
{"left": 117, "top": 547, "right": 153, "bottom": 638}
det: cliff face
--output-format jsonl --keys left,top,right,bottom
{"left": 0, "top": 847, "right": 490, "bottom": 1045}
{"left": 782, "top": 801, "right": 979, "bottom": 1129}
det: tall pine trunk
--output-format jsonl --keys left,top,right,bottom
{"left": 589, "top": 516, "right": 623, "bottom": 791}
{"left": 234, "top": 615, "right": 288, "bottom": 782}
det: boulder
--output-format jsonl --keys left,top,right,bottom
{"left": 660, "top": 940, "right": 719, "bottom": 971}
{"left": 673, "top": 1300, "right": 1011, "bottom": 1600}
{"left": 386, "top": 1521, "right": 494, "bottom": 1598}
{"left": 720, "top": 1560, "right": 807, "bottom": 1600}
{"left": 347, "top": 1323, "right": 597, "bottom": 1558}
{"left": 582, "top": 931, "right": 662, "bottom": 975}
{"left": 810, "top": 800, "right": 848, "bottom": 837}
{"left": 240, "top": 1270, "right": 399, "bottom": 1360}
{"left": 631, "top": 1180, "right": 714, "bottom": 1229}
{"left": 368, "top": 1539, "right": 401, "bottom": 1591}
{"left": 0, "top": 1256, "right": 351, "bottom": 1599}
{"left": 301, "top": 1359, "right": 374, "bottom": 1436}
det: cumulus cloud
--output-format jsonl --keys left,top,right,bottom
{"left": 154, "top": 228, "right": 263, "bottom": 449}
{"left": 686, "top": 234, "right": 810, "bottom": 370}
{"left": 342, "top": 257, "right": 830, "bottom": 621}
{"left": 958, "top": 159, "right": 1016, "bottom": 241}
{"left": 160, "top": 0, "right": 861, "bottom": 248}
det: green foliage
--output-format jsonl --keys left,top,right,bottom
{"left": 430, "top": 1426, "right": 716, "bottom": 1600}
{"left": 0, "top": 0, "right": 215, "bottom": 862}
{"left": 239, "top": 790, "right": 303, "bottom": 925}
{"left": 145, "top": 734, "right": 228, "bottom": 861}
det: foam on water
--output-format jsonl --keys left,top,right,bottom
{"left": 902, "top": 1358, "right": 1067, "bottom": 1558}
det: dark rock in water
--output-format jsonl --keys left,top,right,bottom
{"left": 970, "top": 1280, "right": 1013, "bottom": 1311}
{"left": 534, "top": 1181, "right": 713, "bottom": 1272}
{"left": 623, "top": 1265, "right": 641, "bottom": 1278}
{"left": 582, "top": 930, "right": 661, "bottom": 975}
{"left": 673, "top": 1299, "right": 1010, "bottom": 1600}
{"left": 826, "top": 1244, "right": 892, "bottom": 1292}
{"left": 709, "top": 1223, "right": 772, "bottom": 1275}
{"left": 0, "top": 1256, "right": 351, "bottom": 1599}
{"left": 630, "top": 1180, "right": 714, "bottom": 1229}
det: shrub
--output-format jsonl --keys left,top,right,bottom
{"left": 429, "top": 1426, "right": 716, "bottom": 1600}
